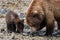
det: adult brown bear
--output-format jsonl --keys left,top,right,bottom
{"left": 26, "top": 0, "right": 60, "bottom": 36}
{"left": 6, "top": 10, "right": 24, "bottom": 33}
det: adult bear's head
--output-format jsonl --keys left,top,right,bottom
{"left": 26, "top": 10, "right": 45, "bottom": 33}
{"left": 25, "top": 0, "right": 46, "bottom": 33}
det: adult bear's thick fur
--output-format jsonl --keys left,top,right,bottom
{"left": 26, "top": 0, "right": 60, "bottom": 36}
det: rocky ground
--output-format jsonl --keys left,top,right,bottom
{"left": 0, "top": 0, "right": 60, "bottom": 40}
{"left": 0, "top": 18, "right": 60, "bottom": 40}
{"left": 0, "top": 0, "right": 31, "bottom": 13}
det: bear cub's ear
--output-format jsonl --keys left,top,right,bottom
{"left": 20, "top": 19, "right": 24, "bottom": 23}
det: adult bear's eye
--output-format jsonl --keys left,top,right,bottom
{"left": 33, "top": 13, "right": 39, "bottom": 18}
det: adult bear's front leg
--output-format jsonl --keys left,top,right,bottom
{"left": 45, "top": 22, "right": 55, "bottom": 36}
{"left": 45, "top": 10, "right": 55, "bottom": 36}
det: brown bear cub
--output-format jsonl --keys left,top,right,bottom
{"left": 6, "top": 10, "right": 24, "bottom": 33}
{"left": 26, "top": 0, "right": 60, "bottom": 36}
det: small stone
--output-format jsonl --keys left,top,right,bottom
{"left": 10, "top": 32, "right": 15, "bottom": 39}
{"left": 1, "top": 28, "right": 5, "bottom": 32}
